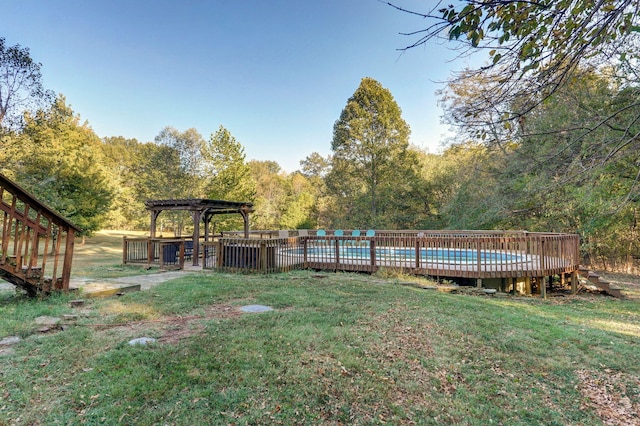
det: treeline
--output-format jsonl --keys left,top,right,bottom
{"left": 1, "top": 37, "right": 638, "bottom": 272}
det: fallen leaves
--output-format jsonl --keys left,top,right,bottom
{"left": 576, "top": 369, "right": 640, "bottom": 425}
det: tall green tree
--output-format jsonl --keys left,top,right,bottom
{"left": 7, "top": 95, "right": 113, "bottom": 234}
{"left": 154, "top": 126, "right": 207, "bottom": 199}
{"left": 204, "top": 126, "right": 255, "bottom": 202}
{"left": 100, "top": 136, "right": 148, "bottom": 229}
{"left": 298, "top": 152, "right": 331, "bottom": 228}
{"left": 0, "top": 37, "right": 53, "bottom": 129}
{"left": 326, "top": 77, "right": 412, "bottom": 228}
{"left": 203, "top": 126, "right": 256, "bottom": 232}
{"left": 150, "top": 127, "right": 207, "bottom": 235}
{"left": 279, "top": 172, "right": 317, "bottom": 229}
{"left": 248, "top": 160, "right": 287, "bottom": 230}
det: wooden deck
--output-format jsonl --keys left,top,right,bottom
{"left": 123, "top": 230, "right": 581, "bottom": 295}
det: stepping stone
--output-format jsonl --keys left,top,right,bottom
{"left": 34, "top": 316, "right": 61, "bottom": 325}
{"left": 128, "top": 337, "right": 157, "bottom": 346}
{"left": 0, "top": 336, "right": 20, "bottom": 346}
{"left": 240, "top": 305, "right": 273, "bottom": 313}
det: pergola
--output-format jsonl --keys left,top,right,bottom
{"left": 145, "top": 199, "right": 254, "bottom": 266}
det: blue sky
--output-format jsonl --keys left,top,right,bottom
{"left": 4, "top": 0, "right": 476, "bottom": 172}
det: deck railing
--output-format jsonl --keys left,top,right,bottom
{"left": 203, "top": 230, "right": 580, "bottom": 278}
{"left": 122, "top": 237, "right": 188, "bottom": 270}
{"left": 123, "top": 230, "right": 581, "bottom": 279}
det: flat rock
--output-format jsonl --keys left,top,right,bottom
{"left": 128, "top": 337, "right": 157, "bottom": 346}
{"left": 34, "top": 316, "right": 61, "bottom": 325}
{"left": 0, "top": 336, "right": 21, "bottom": 346}
{"left": 240, "top": 305, "right": 273, "bottom": 313}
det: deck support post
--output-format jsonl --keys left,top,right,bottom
{"left": 541, "top": 276, "right": 547, "bottom": 299}
{"left": 476, "top": 278, "right": 482, "bottom": 289}
{"left": 571, "top": 270, "right": 578, "bottom": 295}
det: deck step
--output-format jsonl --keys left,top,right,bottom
{"left": 578, "top": 268, "right": 624, "bottom": 298}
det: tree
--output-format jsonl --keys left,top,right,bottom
{"left": 279, "top": 172, "right": 317, "bottom": 229}
{"left": 203, "top": 126, "right": 255, "bottom": 202}
{"left": 154, "top": 126, "right": 207, "bottom": 199}
{"left": 326, "top": 77, "right": 412, "bottom": 228}
{"left": 298, "top": 152, "right": 331, "bottom": 228}
{"left": 299, "top": 152, "right": 330, "bottom": 179}
{"left": 395, "top": 1, "right": 640, "bottom": 180}
{"left": 100, "top": 136, "right": 148, "bottom": 229}
{"left": 7, "top": 95, "right": 113, "bottom": 235}
{"left": 493, "top": 71, "right": 640, "bottom": 268}
{"left": 151, "top": 127, "right": 208, "bottom": 234}
{"left": 0, "top": 37, "right": 53, "bottom": 129}
{"left": 248, "top": 160, "right": 287, "bottom": 230}
{"left": 203, "top": 126, "right": 256, "bottom": 232}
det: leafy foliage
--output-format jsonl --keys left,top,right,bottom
{"left": 0, "top": 37, "right": 54, "bottom": 129}
{"left": 4, "top": 96, "right": 113, "bottom": 234}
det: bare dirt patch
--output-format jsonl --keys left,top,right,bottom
{"left": 88, "top": 303, "right": 243, "bottom": 344}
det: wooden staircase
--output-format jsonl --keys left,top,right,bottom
{"left": 578, "top": 267, "right": 624, "bottom": 298}
{"left": 0, "top": 173, "right": 80, "bottom": 296}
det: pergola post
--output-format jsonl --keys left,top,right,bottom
{"left": 150, "top": 211, "right": 161, "bottom": 237}
{"left": 240, "top": 206, "right": 251, "bottom": 239}
{"left": 192, "top": 210, "right": 201, "bottom": 266}
{"left": 203, "top": 213, "right": 212, "bottom": 242}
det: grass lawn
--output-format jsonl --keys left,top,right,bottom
{"left": 70, "top": 230, "right": 161, "bottom": 280}
{"left": 0, "top": 233, "right": 639, "bottom": 425}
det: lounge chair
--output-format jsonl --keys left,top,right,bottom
{"left": 315, "top": 229, "right": 327, "bottom": 246}
{"left": 347, "top": 229, "right": 361, "bottom": 246}
{"left": 333, "top": 229, "right": 344, "bottom": 246}
{"left": 361, "top": 229, "right": 375, "bottom": 247}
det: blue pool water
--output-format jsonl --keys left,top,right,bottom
{"left": 297, "top": 246, "right": 523, "bottom": 264}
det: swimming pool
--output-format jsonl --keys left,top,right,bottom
{"left": 297, "top": 246, "right": 524, "bottom": 264}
